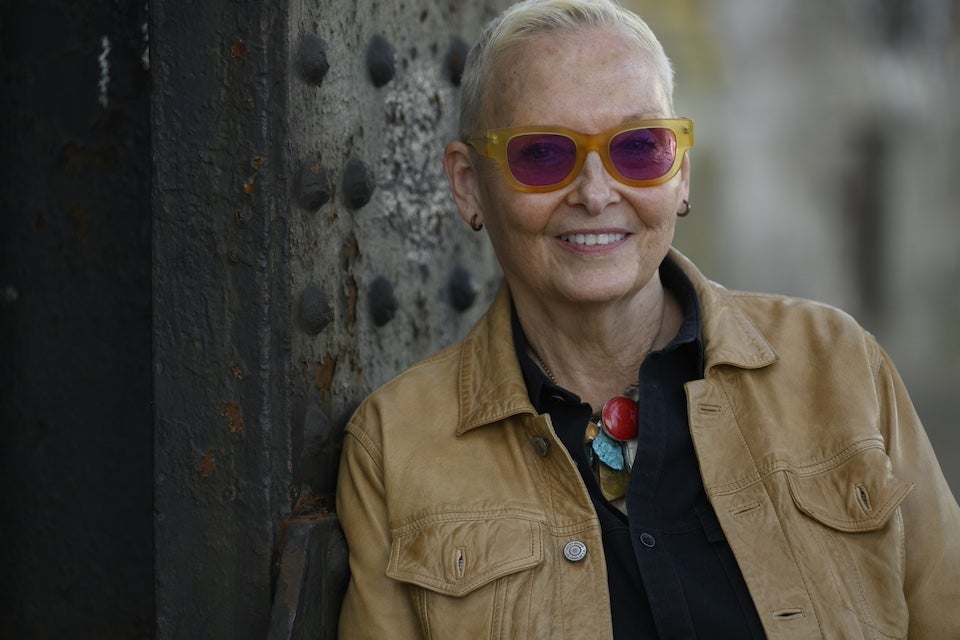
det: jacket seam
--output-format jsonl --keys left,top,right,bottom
{"left": 391, "top": 534, "right": 539, "bottom": 592}
{"left": 794, "top": 481, "right": 910, "bottom": 532}
{"left": 707, "top": 438, "right": 887, "bottom": 496}
{"left": 709, "top": 372, "right": 828, "bottom": 636}
{"left": 343, "top": 423, "right": 384, "bottom": 474}
{"left": 391, "top": 508, "right": 547, "bottom": 535}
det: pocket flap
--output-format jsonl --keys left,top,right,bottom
{"left": 387, "top": 509, "right": 545, "bottom": 597}
{"left": 787, "top": 446, "right": 913, "bottom": 532}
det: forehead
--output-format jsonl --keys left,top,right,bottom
{"left": 486, "top": 27, "right": 669, "bottom": 131}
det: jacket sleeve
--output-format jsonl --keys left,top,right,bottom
{"left": 876, "top": 344, "right": 960, "bottom": 637}
{"left": 336, "top": 419, "right": 421, "bottom": 639}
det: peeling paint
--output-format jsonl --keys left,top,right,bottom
{"left": 221, "top": 402, "right": 245, "bottom": 434}
{"left": 198, "top": 450, "right": 216, "bottom": 478}
{"left": 97, "top": 35, "right": 111, "bottom": 108}
{"left": 231, "top": 38, "right": 247, "bottom": 58}
{"left": 312, "top": 354, "right": 337, "bottom": 397}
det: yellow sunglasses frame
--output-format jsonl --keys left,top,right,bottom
{"left": 466, "top": 117, "right": 694, "bottom": 193}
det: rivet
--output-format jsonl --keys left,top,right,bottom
{"left": 448, "top": 263, "right": 477, "bottom": 312}
{"left": 299, "top": 162, "right": 332, "bottom": 210}
{"left": 303, "top": 406, "right": 331, "bottom": 451}
{"left": 299, "top": 284, "right": 333, "bottom": 334}
{"left": 1, "top": 285, "right": 18, "bottom": 304}
{"left": 342, "top": 158, "right": 376, "bottom": 210}
{"left": 369, "top": 276, "right": 398, "bottom": 327}
{"left": 366, "top": 34, "right": 396, "bottom": 87}
{"left": 445, "top": 35, "right": 470, "bottom": 86}
{"left": 298, "top": 34, "right": 330, "bottom": 86}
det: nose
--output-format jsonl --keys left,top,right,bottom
{"left": 567, "top": 151, "right": 619, "bottom": 215}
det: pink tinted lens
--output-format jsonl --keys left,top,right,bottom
{"left": 609, "top": 127, "right": 677, "bottom": 181}
{"left": 506, "top": 133, "right": 577, "bottom": 186}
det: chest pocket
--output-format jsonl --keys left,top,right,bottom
{"left": 386, "top": 509, "right": 546, "bottom": 638}
{"left": 785, "top": 445, "right": 913, "bottom": 636}
{"left": 786, "top": 445, "right": 912, "bottom": 533}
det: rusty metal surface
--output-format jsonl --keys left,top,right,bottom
{"left": 152, "top": 0, "right": 508, "bottom": 638}
{"left": 151, "top": 0, "right": 293, "bottom": 637}
{"left": 267, "top": 514, "right": 348, "bottom": 640}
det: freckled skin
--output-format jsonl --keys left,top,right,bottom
{"left": 444, "top": 26, "right": 691, "bottom": 407}
{"left": 471, "top": 27, "right": 688, "bottom": 311}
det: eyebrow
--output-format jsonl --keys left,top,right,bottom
{"left": 620, "top": 111, "right": 665, "bottom": 124}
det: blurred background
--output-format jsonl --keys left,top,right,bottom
{"left": 1, "top": 0, "right": 957, "bottom": 638}
{"left": 633, "top": 0, "right": 960, "bottom": 493}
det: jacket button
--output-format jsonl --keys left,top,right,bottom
{"left": 563, "top": 540, "right": 587, "bottom": 562}
{"left": 532, "top": 435, "right": 551, "bottom": 457}
{"left": 639, "top": 532, "right": 656, "bottom": 548}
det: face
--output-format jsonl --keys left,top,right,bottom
{"left": 445, "top": 27, "right": 690, "bottom": 310}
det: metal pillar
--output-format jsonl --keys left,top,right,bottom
{"left": 152, "top": 0, "right": 506, "bottom": 637}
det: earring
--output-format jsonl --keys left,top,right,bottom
{"left": 470, "top": 213, "right": 484, "bottom": 231}
{"left": 677, "top": 199, "right": 691, "bottom": 217}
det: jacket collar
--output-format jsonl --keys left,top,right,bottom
{"left": 667, "top": 248, "right": 778, "bottom": 374}
{"left": 456, "top": 283, "right": 537, "bottom": 435}
{"left": 455, "top": 248, "right": 778, "bottom": 435}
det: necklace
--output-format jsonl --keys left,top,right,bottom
{"left": 527, "top": 295, "right": 670, "bottom": 503}
{"left": 528, "top": 344, "right": 641, "bottom": 502}
{"left": 530, "top": 348, "right": 559, "bottom": 385}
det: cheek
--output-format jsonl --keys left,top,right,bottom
{"left": 480, "top": 185, "right": 557, "bottom": 236}
{"left": 628, "top": 194, "right": 678, "bottom": 230}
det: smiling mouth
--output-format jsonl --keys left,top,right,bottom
{"left": 559, "top": 233, "right": 626, "bottom": 246}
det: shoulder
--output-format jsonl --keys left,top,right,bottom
{"left": 345, "top": 340, "right": 465, "bottom": 449}
{"left": 670, "top": 248, "right": 880, "bottom": 365}
{"left": 726, "top": 286, "right": 879, "bottom": 356}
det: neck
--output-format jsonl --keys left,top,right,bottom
{"left": 517, "top": 272, "right": 682, "bottom": 411}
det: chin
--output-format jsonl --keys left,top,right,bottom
{"left": 555, "top": 274, "right": 639, "bottom": 306}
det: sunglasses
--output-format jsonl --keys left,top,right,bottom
{"left": 466, "top": 118, "right": 694, "bottom": 193}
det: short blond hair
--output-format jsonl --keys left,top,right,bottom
{"left": 458, "top": 0, "right": 675, "bottom": 138}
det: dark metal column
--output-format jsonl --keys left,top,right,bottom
{"left": 152, "top": 0, "right": 507, "bottom": 637}
{"left": 0, "top": 1, "right": 153, "bottom": 637}
{"left": 151, "top": 0, "right": 293, "bottom": 637}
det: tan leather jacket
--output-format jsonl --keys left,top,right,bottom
{"left": 337, "top": 249, "right": 960, "bottom": 639}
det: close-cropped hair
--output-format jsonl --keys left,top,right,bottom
{"left": 458, "top": 0, "right": 676, "bottom": 138}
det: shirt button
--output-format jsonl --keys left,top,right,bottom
{"left": 563, "top": 540, "right": 588, "bottom": 562}
{"left": 532, "top": 435, "right": 551, "bottom": 457}
{"left": 639, "top": 532, "right": 656, "bottom": 548}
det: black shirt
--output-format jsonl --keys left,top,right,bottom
{"left": 512, "top": 257, "right": 766, "bottom": 639}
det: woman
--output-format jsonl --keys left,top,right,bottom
{"left": 337, "top": 0, "right": 960, "bottom": 637}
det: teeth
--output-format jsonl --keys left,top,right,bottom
{"left": 560, "top": 233, "right": 625, "bottom": 246}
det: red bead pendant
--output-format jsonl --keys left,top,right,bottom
{"left": 600, "top": 396, "right": 639, "bottom": 441}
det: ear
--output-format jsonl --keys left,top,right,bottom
{"left": 444, "top": 140, "right": 483, "bottom": 226}
{"left": 677, "top": 151, "right": 692, "bottom": 206}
